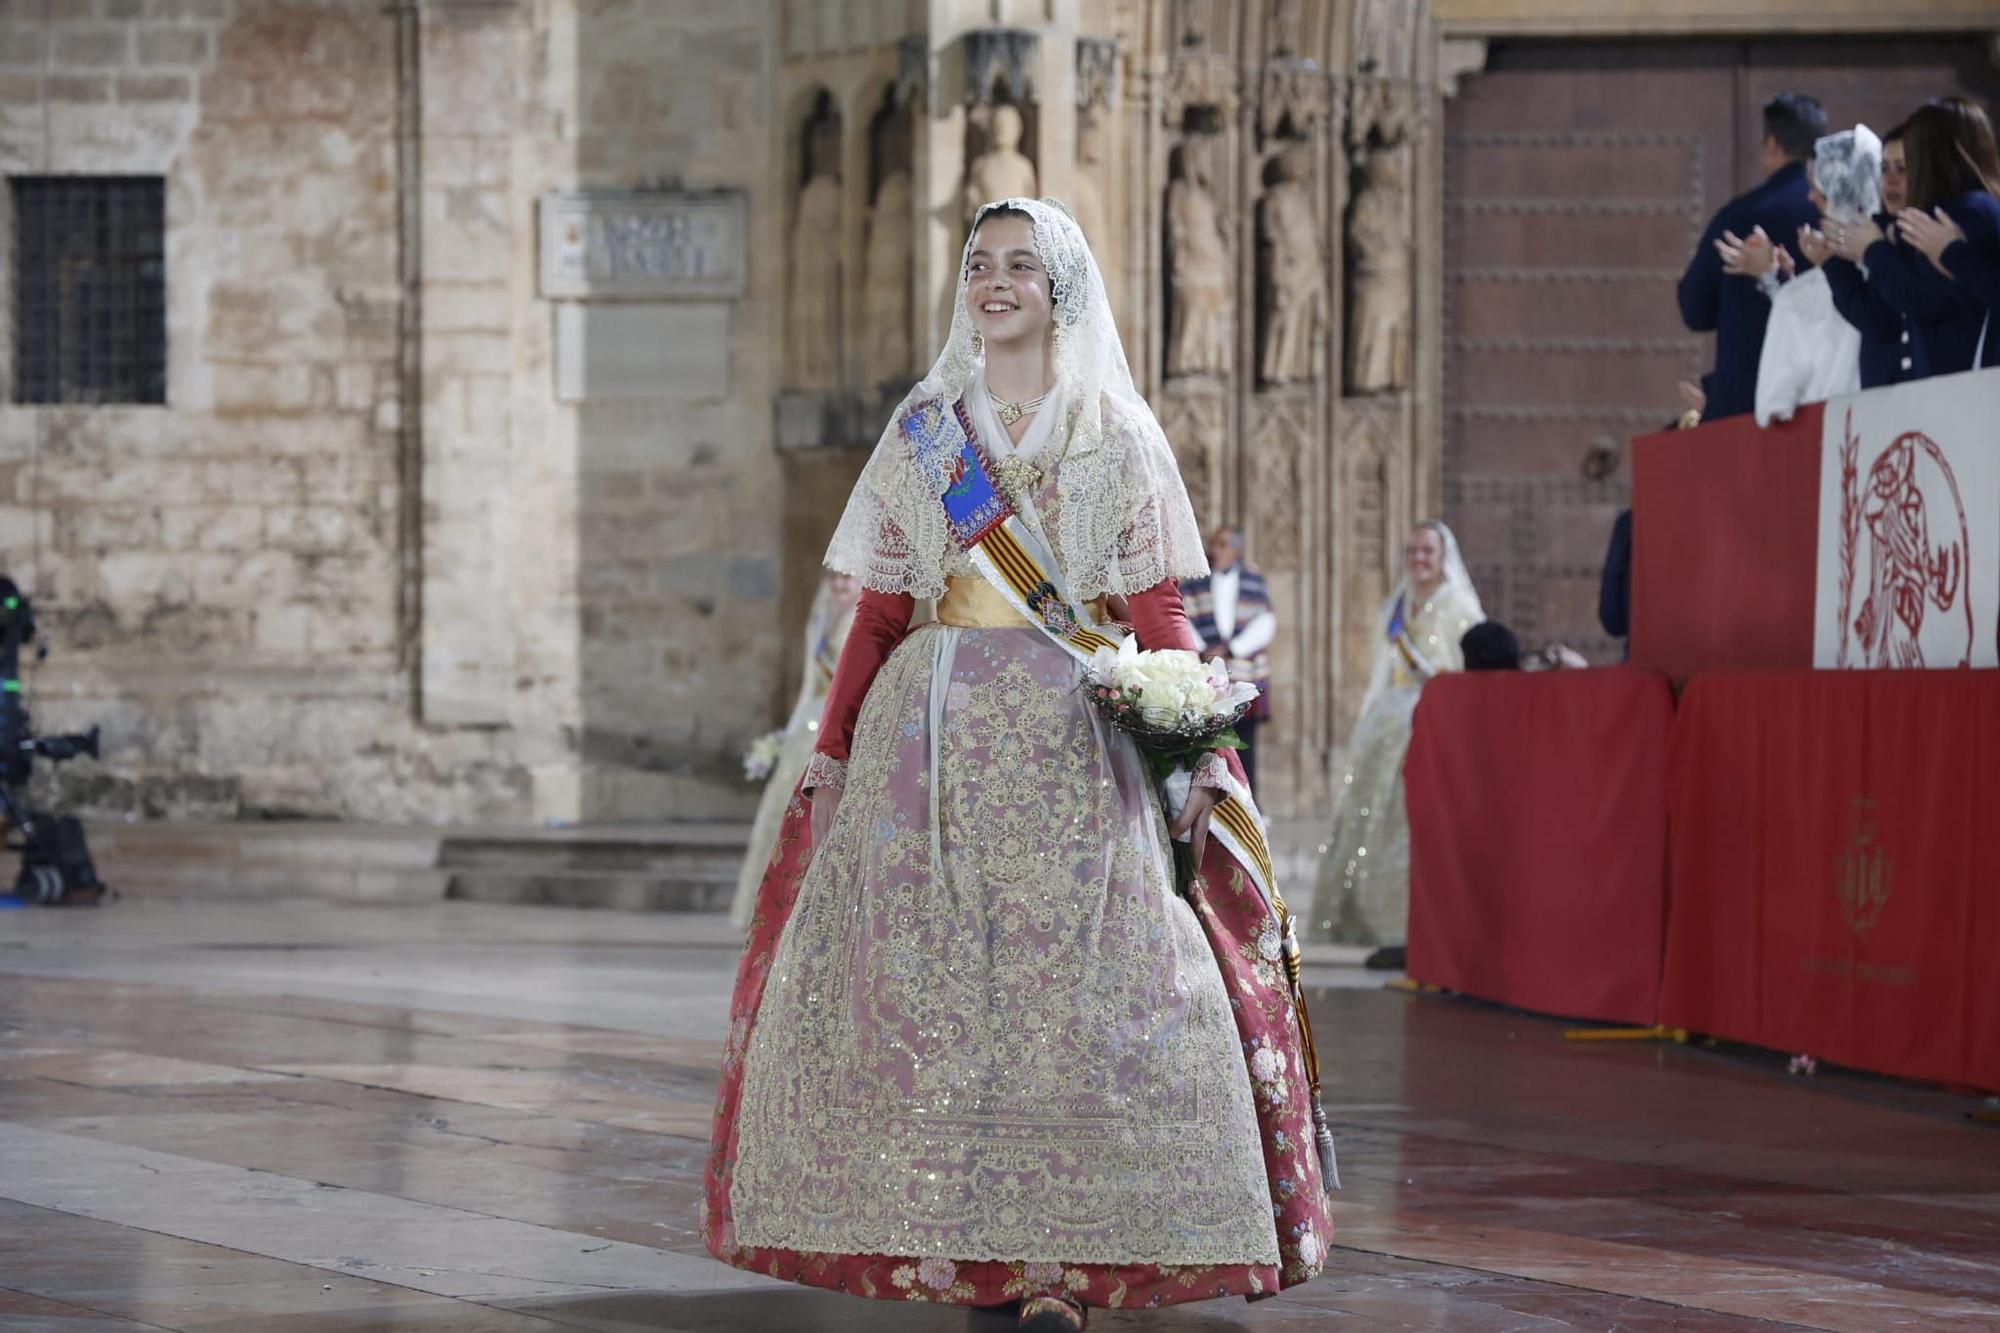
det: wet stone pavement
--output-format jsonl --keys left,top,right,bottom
{"left": 0, "top": 898, "right": 1996, "bottom": 1331}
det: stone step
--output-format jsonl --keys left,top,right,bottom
{"left": 83, "top": 822, "right": 449, "bottom": 902}
{"left": 438, "top": 825, "right": 748, "bottom": 913}
{"left": 443, "top": 866, "right": 736, "bottom": 913}
{"left": 75, "top": 820, "right": 753, "bottom": 912}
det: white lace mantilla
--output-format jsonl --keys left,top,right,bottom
{"left": 823, "top": 197, "right": 1207, "bottom": 601}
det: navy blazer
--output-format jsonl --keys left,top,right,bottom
{"left": 1937, "top": 190, "right": 2000, "bottom": 342}
{"left": 1598, "top": 508, "right": 1632, "bottom": 642}
{"left": 1822, "top": 233, "right": 1914, "bottom": 390}
{"left": 1863, "top": 191, "right": 2000, "bottom": 378}
{"left": 1679, "top": 160, "right": 1821, "bottom": 420}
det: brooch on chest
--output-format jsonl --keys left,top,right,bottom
{"left": 992, "top": 453, "right": 1045, "bottom": 504}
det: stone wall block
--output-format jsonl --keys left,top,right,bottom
{"left": 116, "top": 72, "right": 193, "bottom": 101}
{"left": 47, "top": 74, "right": 112, "bottom": 102}
{"left": 0, "top": 24, "right": 45, "bottom": 66}
{"left": 54, "top": 26, "right": 128, "bottom": 66}
{"left": 150, "top": 0, "right": 229, "bottom": 20}
{"left": 135, "top": 25, "right": 211, "bottom": 66}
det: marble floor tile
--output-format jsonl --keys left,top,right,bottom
{"left": 2, "top": 900, "right": 1997, "bottom": 1331}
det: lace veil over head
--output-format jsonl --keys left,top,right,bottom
{"left": 1394, "top": 519, "right": 1483, "bottom": 623}
{"left": 823, "top": 196, "right": 1207, "bottom": 601}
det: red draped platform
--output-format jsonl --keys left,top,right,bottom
{"left": 1628, "top": 406, "right": 1821, "bottom": 680}
{"left": 1659, "top": 669, "right": 2000, "bottom": 1092}
{"left": 1405, "top": 668, "right": 1673, "bottom": 1026}
{"left": 1402, "top": 380, "right": 2000, "bottom": 1092}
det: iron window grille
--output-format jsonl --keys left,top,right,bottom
{"left": 11, "top": 175, "right": 166, "bottom": 405}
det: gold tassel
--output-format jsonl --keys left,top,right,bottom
{"left": 1276, "top": 899, "right": 1339, "bottom": 1193}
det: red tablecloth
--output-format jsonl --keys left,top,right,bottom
{"left": 1405, "top": 667, "right": 1674, "bottom": 1026}
{"left": 1629, "top": 407, "right": 1822, "bottom": 680}
{"left": 1660, "top": 670, "right": 2000, "bottom": 1092}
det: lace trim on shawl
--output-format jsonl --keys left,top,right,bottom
{"left": 823, "top": 393, "right": 1207, "bottom": 601}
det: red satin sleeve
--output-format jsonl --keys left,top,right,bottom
{"left": 812, "top": 588, "right": 916, "bottom": 764}
{"left": 1127, "top": 578, "right": 1252, "bottom": 790}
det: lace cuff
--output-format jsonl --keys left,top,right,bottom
{"left": 802, "top": 753, "right": 848, "bottom": 792}
{"left": 1191, "top": 750, "right": 1231, "bottom": 791}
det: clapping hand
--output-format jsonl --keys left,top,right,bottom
{"left": 1716, "top": 226, "right": 1777, "bottom": 278}
{"left": 1824, "top": 214, "right": 1884, "bottom": 263}
{"left": 1896, "top": 207, "right": 1965, "bottom": 275}
{"left": 1798, "top": 223, "right": 1835, "bottom": 268}
{"left": 1676, "top": 379, "right": 1706, "bottom": 421}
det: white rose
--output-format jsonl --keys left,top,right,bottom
{"left": 1133, "top": 648, "right": 1204, "bottom": 687}
{"left": 1137, "top": 678, "right": 1189, "bottom": 726}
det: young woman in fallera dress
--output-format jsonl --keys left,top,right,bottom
{"left": 703, "top": 199, "right": 1332, "bottom": 1330}
{"left": 1309, "top": 521, "right": 1484, "bottom": 961}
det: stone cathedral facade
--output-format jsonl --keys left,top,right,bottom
{"left": 0, "top": 0, "right": 1989, "bottom": 848}
{"left": 773, "top": 0, "right": 1445, "bottom": 829}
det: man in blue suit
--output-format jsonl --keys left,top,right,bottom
{"left": 1679, "top": 92, "right": 1827, "bottom": 421}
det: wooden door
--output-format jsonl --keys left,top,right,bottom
{"left": 1443, "top": 37, "right": 2000, "bottom": 661}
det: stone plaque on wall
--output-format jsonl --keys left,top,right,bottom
{"left": 538, "top": 190, "right": 747, "bottom": 301}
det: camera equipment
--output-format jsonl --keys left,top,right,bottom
{"left": 0, "top": 577, "right": 107, "bottom": 905}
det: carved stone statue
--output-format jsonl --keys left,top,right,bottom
{"left": 1072, "top": 110, "right": 1110, "bottom": 248}
{"left": 789, "top": 125, "right": 842, "bottom": 390}
{"left": 1354, "top": 0, "right": 1414, "bottom": 78}
{"left": 1167, "top": 136, "right": 1231, "bottom": 379}
{"left": 962, "top": 103, "right": 1038, "bottom": 226}
{"left": 1180, "top": 0, "right": 1213, "bottom": 49}
{"left": 1270, "top": 0, "right": 1305, "bottom": 59}
{"left": 1259, "top": 146, "right": 1323, "bottom": 386}
{"left": 860, "top": 168, "right": 912, "bottom": 387}
{"left": 1346, "top": 142, "right": 1411, "bottom": 394}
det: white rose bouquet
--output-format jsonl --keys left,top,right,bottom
{"left": 741, "top": 730, "right": 784, "bottom": 783}
{"left": 1088, "top": 638, "right": 1257, "bottom": 892}
{"left": 1087, "top": 637, "right": 1257, "bottom": 780}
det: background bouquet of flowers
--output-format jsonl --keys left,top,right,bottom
{"left": 1087, "top": 638, "right": 1256, "bottom": 779}
{"left": 741, "top": 730, "right": 784, "bottom": 783}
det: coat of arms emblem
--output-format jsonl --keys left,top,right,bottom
{"left": 1834, "top": 796, "right": 1892, "bottom": 934}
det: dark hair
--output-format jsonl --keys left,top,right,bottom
{"left": 1763, "top": 93, "right": 1828, "bottom": 161}
{"left": 1900, "top": 96, "right": 2000, "bottom": 212}
{"left": 1461, "top": 621, "right": 1522, "bottom": 672}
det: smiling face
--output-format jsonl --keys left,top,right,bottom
{"left": 1404, "top": 525, "right": 1444, "bottom": 590}
{"left": 965, "top": 212, "right": 1054, "bottom": 350}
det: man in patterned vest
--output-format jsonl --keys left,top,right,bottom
{"left": 1181, "top": 525, "right": 1275, "bottom": 791}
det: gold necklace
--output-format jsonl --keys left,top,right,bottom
{"left": 986, "top": 384, "right": 1049, "bottom": 427}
